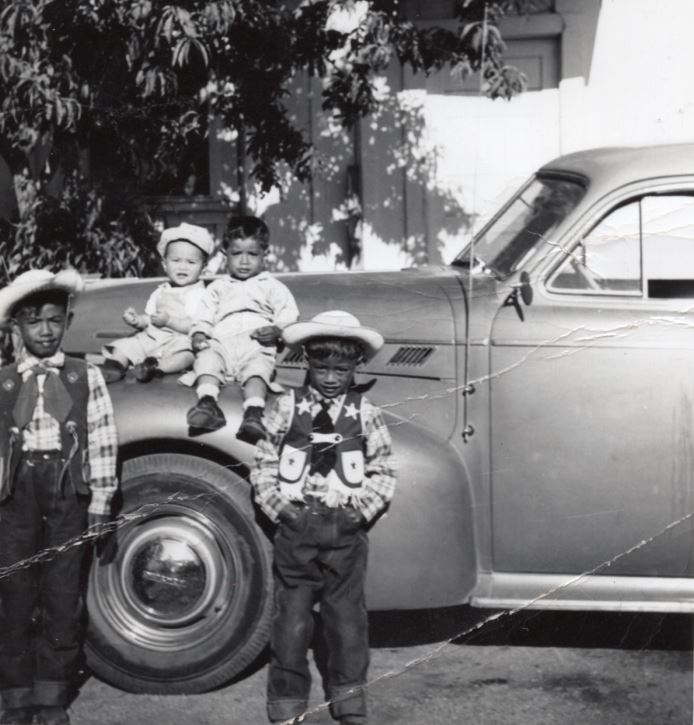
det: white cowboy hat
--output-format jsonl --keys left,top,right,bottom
{"left": 0, "top": 269, "right": 84, "bottom": 323}
{"left": 157, "top": 222, "right": 216, "bottom": 258}
{"left": 282, "top": 310, "right": 384, "bottom": 361}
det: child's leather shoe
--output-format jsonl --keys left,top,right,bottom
{"left": 186, "top": 395, "right": 227, "bottom": 431}
{"left": 236, "top": 406, "right": 267, "bottom": 444}
{"left": 132, "top": 357, "right": 159, "bottom": 383}
{"left": 99, "top": 358, "right": 126, "bottom": 383}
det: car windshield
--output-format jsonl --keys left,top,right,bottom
{"left": 453, "top": 175, "right": 587, "bottom": 278}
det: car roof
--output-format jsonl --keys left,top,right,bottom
{"left": 540, "top": 143, "right": 694, "bottom": 193}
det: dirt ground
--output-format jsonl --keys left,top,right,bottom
{"left": 70, "top": 610, "right": 693, "bottom": 725}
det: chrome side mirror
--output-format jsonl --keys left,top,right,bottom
{"left": 503, "top": 271, "right": 533, "bottom": 322}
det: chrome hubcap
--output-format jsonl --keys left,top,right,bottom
{"left": 94, "top": 510, "right": 235, "bottom": 651}
{"left": 122, "top": 517, "right": 221, "bottom": 626}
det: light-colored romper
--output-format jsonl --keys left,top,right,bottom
{"left": 104, "top": 281, "right": 206, "bottom": 366}
{"left": 189, "top": 272, "right": 299, "bottom": 388}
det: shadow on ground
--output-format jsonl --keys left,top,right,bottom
{"left": 369, "top": 606, "right": 693, "bottom": 652}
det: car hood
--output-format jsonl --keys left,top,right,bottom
{"left": 63, "top": 266, "right": 468, "bottom": 354}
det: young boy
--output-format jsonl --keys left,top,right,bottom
{"left": 251, "top": 310, "right": 396, "bottom": 725}
{"left": 101, "top": 222, "right": 214, "bottom": 383}
{"left": 0, "top": 269, "right": 119, "bottom": 725}
{"left": 185, "top": 215, "right": 299, "bottom": 442}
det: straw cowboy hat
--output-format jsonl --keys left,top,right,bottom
{"left": 282, "top": 310, "right": 384, "bottom": 361}
{"left": 0, "top": 269, "right": 84, "bottom": 324}
{"left": 157, "top": 222, "right": 216, "bottom": 258}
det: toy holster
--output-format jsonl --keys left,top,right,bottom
{"left": 0, "top": 427, "right": 22, "bottom": 504}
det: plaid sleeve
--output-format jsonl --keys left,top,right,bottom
{"left": 250, "top": 391, "right": 294, "bottom": 523}
{"left": 86, "top": 364, "right": 119, "bottom": 516}
{"left": 356, "top": 399, "right": 397, "bottom": 523}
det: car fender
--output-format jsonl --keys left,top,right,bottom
{"left": 108, "top": 374, "right": 256, "bottom": 464}
{"left": 108, "top": 374, "right": 477, "bottom": 611}
{"left": 365, "top": 409, "right": 477, "bottom": 610}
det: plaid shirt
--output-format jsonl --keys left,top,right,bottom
{"left": 17, "top": 352, "right": 119, "bottom": 516}
{"left": 251, "top": 386, "right": 396, "bottom": 523}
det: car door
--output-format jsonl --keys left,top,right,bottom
{"left": 489, "top": 187, "right": 694, "bottom": 579}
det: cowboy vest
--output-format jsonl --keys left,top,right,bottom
{"left": 0, "top": 357, "right": 91, "bottom": 502}
{"left": 278, "top": 387, "right": 366, "bottom": 504}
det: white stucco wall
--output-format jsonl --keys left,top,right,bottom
{"left": 365, "top": 0, "right": 694, "bottom": 269}
{"left": 561, "top": 0, "right": 694, "bottom": 152}
{"left": 6, "top": 0, "right": 694, "bottom": 276}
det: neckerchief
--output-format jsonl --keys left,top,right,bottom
{"left": 308, "top": 399, "right": 337, "bottom": 476}
{"left": 13, "top": 352, "right": 72, "bottom": 427}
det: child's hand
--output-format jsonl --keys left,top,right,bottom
{"left": 123, "top": 307, "right": 142, "bottom": 328}
{"left": 251, "top": 325, "right": 282, "bottom": 346}
{"left": 278, "top": 503, "right": 305, "bottom": 530}
{"left": 342, "top": 507, "right": 367, "bottom": 532}
{"left": 192, "top": 332, "right": 210, "bottom": 351}
{"left": 150, "top": 310, "right": 170, "bottom": 328}
{"left": 88, "top": 512, "right": 116, "bottom": 560}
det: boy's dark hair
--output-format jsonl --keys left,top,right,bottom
{"left": 224, "top": 215, "right": 270, "bottom": 250}
{"left": 304, "top": 338, "right": 364, "bottom": 362}
{"left": 11, "top": 289, "right": 70, "bottom": 319}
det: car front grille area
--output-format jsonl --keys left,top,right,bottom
{"left": 386, "top": 345, "right": 434, "bottom": 367}
{"left": 278, "top": 345, "right": 436, "bottom": 369}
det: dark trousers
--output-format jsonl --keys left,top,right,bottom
{"left": 0, "top": 456, "right": 89, "bottom": 709}
{"left": 268, "top": 502, "right": 369, "bottom": 723}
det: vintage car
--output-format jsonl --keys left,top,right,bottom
{"left": 62, "top": 142, "right": 694, "bottom": 695}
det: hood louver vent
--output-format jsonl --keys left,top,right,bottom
{"left": 279, "top": 349, "right": 305, "bottom": 366}
{"left": 387, "top": 346, "right": 434, "bottom": 366}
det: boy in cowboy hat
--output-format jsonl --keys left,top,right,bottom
{"left": 250, "top": 311, "right": 396, "bottom": 725}
{"left": 101, "top": 222, "right": 215, "bottom": 383}
{"left": 0, "top": 270, "right": 119, "bottom": 725}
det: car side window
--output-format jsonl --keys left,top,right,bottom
{"left": 548, "top": 194, "right": 694, "bottom": 298}
{"left": 642, "top": 196, "right": 694, "bottom": 298}
{"left": 548, "top": 201, "right": 641, "bottom": 294}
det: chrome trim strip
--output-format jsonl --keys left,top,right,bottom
{"left": 471, "top": 572, "right": 694, "bottom": 613}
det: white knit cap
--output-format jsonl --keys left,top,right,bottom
{"left": 157, "top": 222, "right": 216, "bottom": 258}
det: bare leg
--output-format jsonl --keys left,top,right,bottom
{"left": 100, "top": 348, "right": 130, "bottom": 382}
{"left": 243, "top": 375, "right": 268, "bottom": 404}
{"left": 158, "top": 351, "right": 194, "bottom": 374}
{"left": 236, "top": 376, "right": 269, "bottom": 443}
{"left": 104, "top": 349, "right": 130, "bottom": 368}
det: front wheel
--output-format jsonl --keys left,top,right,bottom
{"left": 85, "top": 453, "right": 273, "bottom": 693}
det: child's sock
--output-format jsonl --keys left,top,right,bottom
{"left": 243, "top": 397, "right": 265, "bottom": 410}
{"left": 197, "top": 383, "right": 219, "bottom": 400}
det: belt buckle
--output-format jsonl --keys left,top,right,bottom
{"left": 306, "top": 498, "right": 326, "bottom": 515}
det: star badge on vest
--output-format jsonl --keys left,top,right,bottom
{"left": 296, "top": 397, "right": 312, "bottom": 416}
{"left": 343, "top": 402, "right": 359, "bottom": 420}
